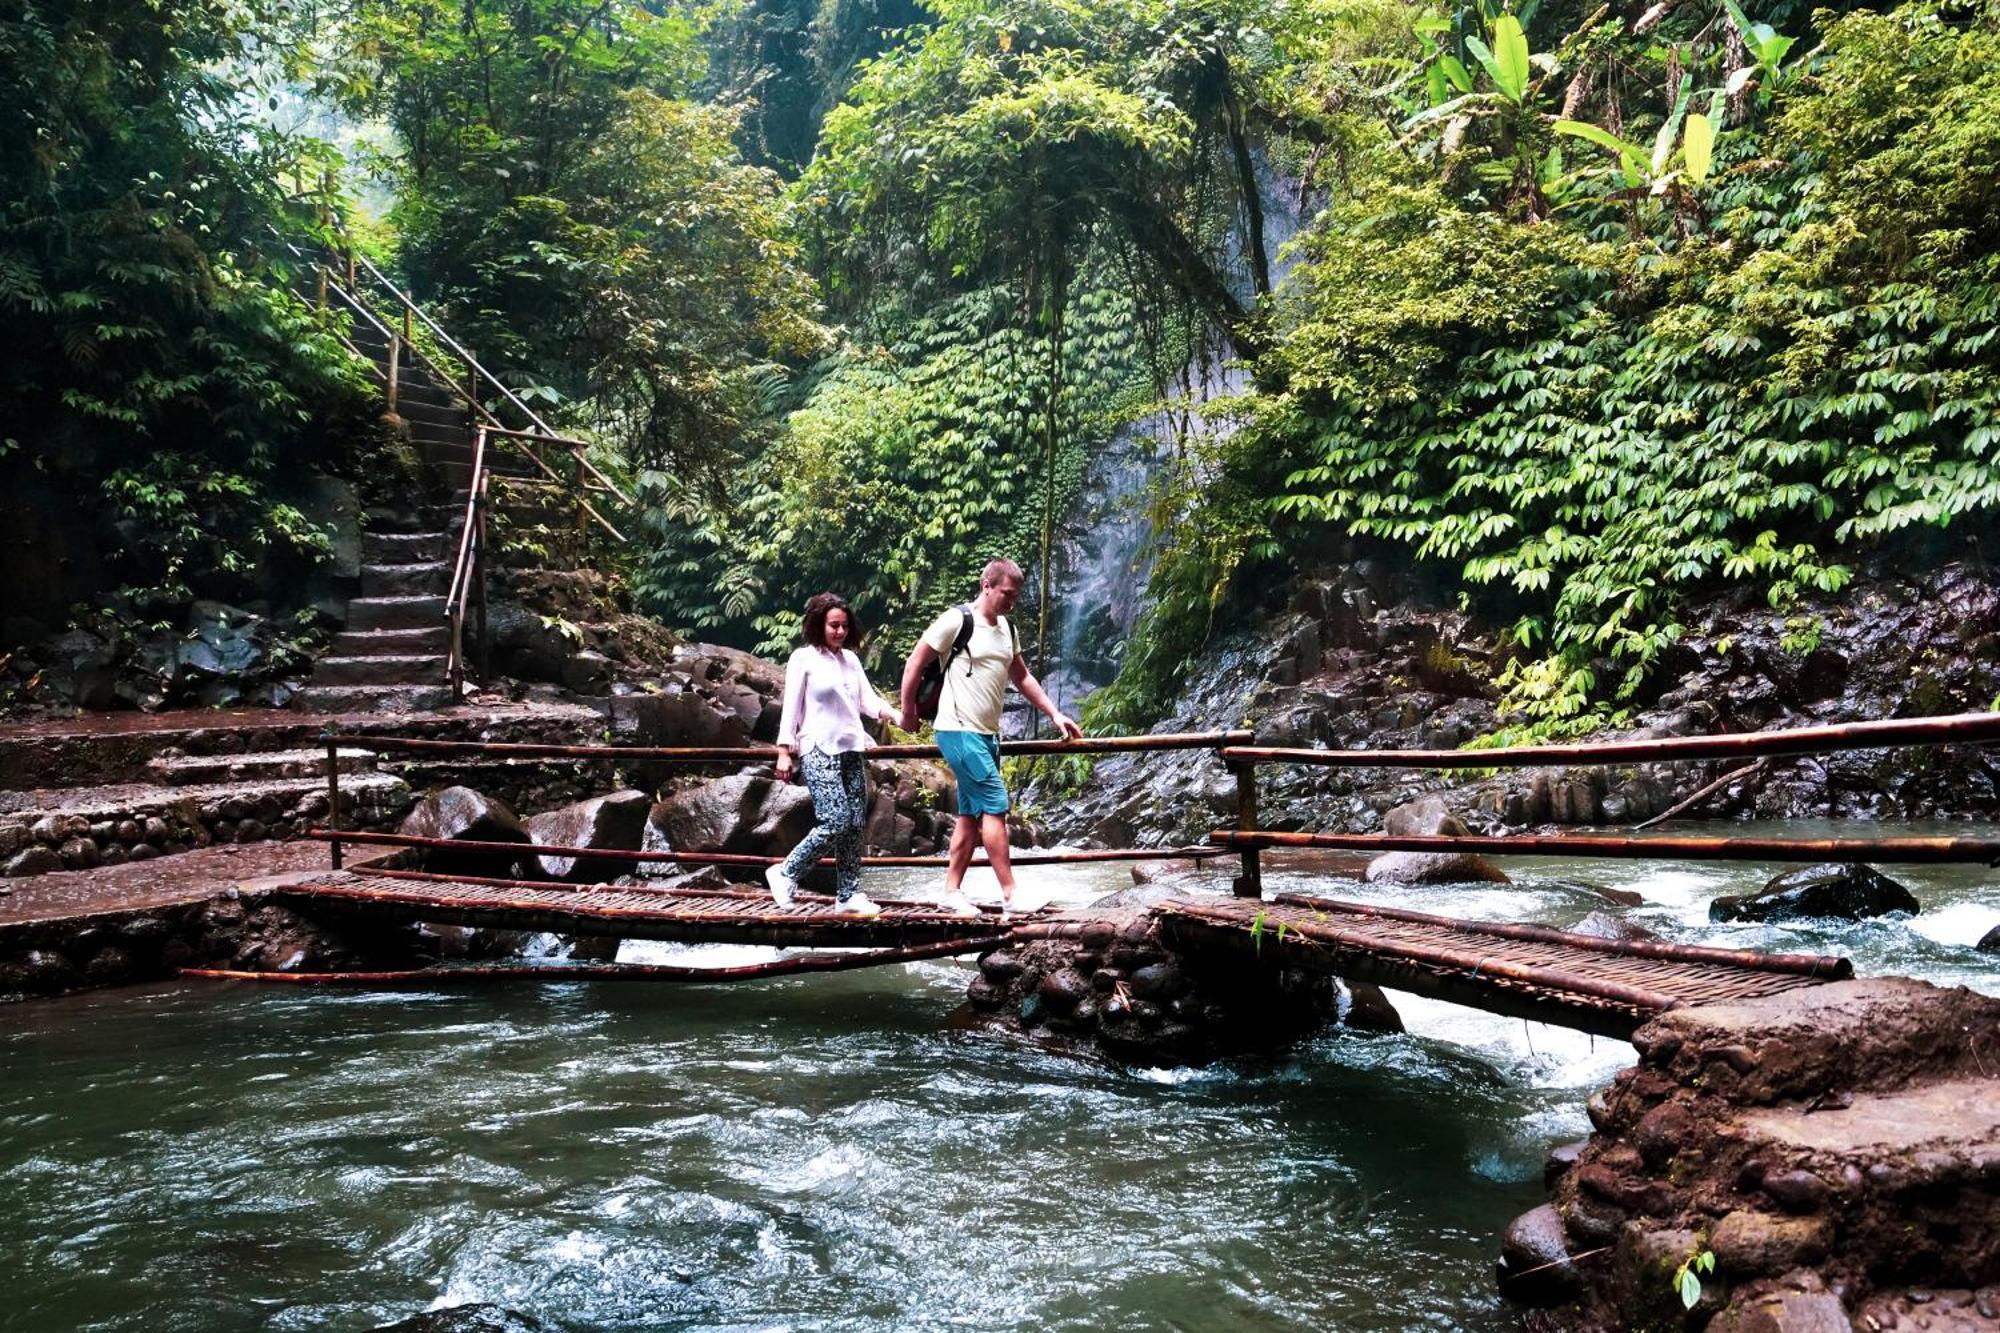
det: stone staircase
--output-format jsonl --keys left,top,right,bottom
{"left": 293, "top": 318, "right": 543, "bottom": 714}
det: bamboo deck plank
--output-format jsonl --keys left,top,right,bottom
{"left": 270, "top": 874, "right": 1849, "bottom": 1036}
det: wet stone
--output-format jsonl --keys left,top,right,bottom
{"left": 1710, "top": 1211, "right": 1830, "bottom": 1276}
{"left": 4, "top": 845, "right": 62, "bottom": 877}
{"left": 1762, "top": 1168, "right": 1830, "bottom": 1214}
{"left": 979, "top": 951, "right": 1023, "bottom": 982}
{"left": 58, "top": 837, "right": 100, "bottom": 870}
{"left": 1710, "top": 862, "right": 1921, "bottom": 923}
{"left": 1037, "top": 968, "right": 1090, "bottom": 1008}
{"left": 1498, "top": 1203, "right": 1582, "bottom": 1307}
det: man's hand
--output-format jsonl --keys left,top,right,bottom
{"left": 1050, "top": 712, "right": 1083, "bottom": 741}
{"left": 898, "top": 707, "right": 919, "bottom": 733}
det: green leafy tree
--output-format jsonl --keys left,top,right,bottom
{"left": 341, "top": 0, "right": 825, "bottom": 479}
{"left": 0, "top": 0, "right": 370, "bottom": 615}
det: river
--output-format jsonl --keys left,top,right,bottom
{"left": 2, "top": 821, "right": 1995, "bottom": 1331}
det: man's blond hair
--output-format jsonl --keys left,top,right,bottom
{"left": 980, "top": 558, "right": 1023, "bottom": 589}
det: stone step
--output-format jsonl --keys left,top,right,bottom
{"left": 0, "top": 772, "right": 414, "bottom": 876}
{"left": 361, "top": 561, "right": 451, "bottom": 598}
{"left": 346, "top": 596, "right": 446, "bottom": 631}
{"left": 361, "top": 531, "right": 447, "bottom": 564}
{"left": 393, "top": 398, "right": 467, "bottom": 430}
{"left": 147, "top": 747, "right": 380, "bottom": 786}
{"left": 291, "top": 683, "right": 456, "bottom": 714}
{"left": 309, "top": 655, "right": 446, "bottom": 688}
{"left": 331, "top": 626, "right": 450, "bottom": 657}
{"left": 424, "top": 446, "right": 539, "bottom": 480}
{"left": 385, "top": 380, "right": 461, "bottom": 413}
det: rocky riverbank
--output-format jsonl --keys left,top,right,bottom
{"left": 1502, "top": 978, "right": 2000, "bottom": 1332}
{"left": 1036, "top": 560, "right": 2000, "bottom": 846}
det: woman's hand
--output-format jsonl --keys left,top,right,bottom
{"left": 774, "top": 747, "right": 795, "bottom": 782}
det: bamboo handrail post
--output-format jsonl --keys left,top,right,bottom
{"left": 385, "top": 329, "right": 401, "bottom": 416}
{"left": 1229, "top": 757, "right": 1262, "bottom": 898}
{"left": 474, "top": 471, "right": 490, "bottom": 682}
{"left": 323, "top": 728, "right": 343, "bottom": 870}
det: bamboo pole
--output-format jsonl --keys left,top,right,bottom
{"left": 348, "top": 728, "right": 1256, "bottom": 763}
{"left": 1230, "top": 758, "right": 1261, "bottom": 899}
{"left": 1634, "top": 758, "right": 1769, "bottom": 829}
{"left": 1211, "top": 828, "right": 2000, "bottom": 865}
{"left": 1266, "top": 892, "right": 1850, "bottom": 977}
{"left": 1219, "top": 710, "right": 2000, "bottom": 770}
{"left": 177, "top": 935, "right": 1006, "bottom": 987}
{"left": 306, "top": 828, "right": 1225, "bottom": 868}
{"left": 364, "top": 868, "right": 1019, "bottom": 917}
{"left": 323, "top": 728, "right": 342, "bottom": 871}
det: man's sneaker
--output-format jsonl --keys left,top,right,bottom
{"left": 764, "top": 864, "right": 796, "bottom": 907}
{"left": 938, "top": 891, "right": 979, "bottom": 918}
{"left": 837, "top": 892, "right": 883, "bottom": 918}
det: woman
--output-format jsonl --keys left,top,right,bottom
{"left": 766, "top": 592, "right": 897, "bottom": 916}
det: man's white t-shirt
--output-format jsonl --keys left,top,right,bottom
{"left": 920, "top": 606, "right": 1016, "bottom": 735}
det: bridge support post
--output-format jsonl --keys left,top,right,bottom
{"left": 1229, "top": 759, "right": 1261, "bottom": 899}
{"left": 323, "top": 727, "right": 343, "bottom": 871}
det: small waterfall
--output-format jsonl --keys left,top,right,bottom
{"left": 1034, "top": 151, "right": 1312, "bottom": 723}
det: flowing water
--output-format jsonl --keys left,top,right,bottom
{"left": 3, "top": 821, "right": 1996, "bottom": 1332}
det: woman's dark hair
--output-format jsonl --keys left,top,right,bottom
{"left": 801, "top": 592, "right": 855, "bottom": 649}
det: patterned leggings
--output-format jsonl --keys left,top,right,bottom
{"left": 780, "top": 749, "right": 867, "bottom": 901}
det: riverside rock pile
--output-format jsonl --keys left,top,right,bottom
{"left": 963, "top": 888, "right": 1400, "bottom": 1066}
{"left": 1501, "top": 977, "right": 2000, "bottom": 1331}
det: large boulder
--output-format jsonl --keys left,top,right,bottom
{"left": 1366, "top": 851, "right": 1510, "bottom": 885}
{"left": 644, "top": 774, "right": 814, "bottom": 861}
{"left": 1565, "top": 911, "right": 1665, "bottom": 944}
{"left": 1978, "top": 922, "right": 2000, "bottom": 954}
{"left": 42, "top": 628, "right": 118, "bottom": 709}
{"left": 629, "top": 686, "right": 749, "bottom": 749}
{"left": 1384, "top": 794, "right": 1465, "bottom": 836}
{"left": 524, "top": 790, "right": 651, "bottom": 880}
{"left": 1709, "top": 863, "right": 1920, "bottom": 923}
{"left": 1368, "top": 794, "right": 1511, "bottom": 884}
{"left": 399, "top": 786, "right": 531, "bottom": 876}
{"left": 177, "top": 601, "right": 264, "bottom": 678}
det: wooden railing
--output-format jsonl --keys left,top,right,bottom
{"left": 315, "top": 712, "right": 2000, "bottom": 888}
{"left": 1211, "top": 709, "right": 2000, "bottom": 895}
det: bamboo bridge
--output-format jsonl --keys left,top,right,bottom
{"left": 206, "top": 710, "right": 2000, "bottom": 1039}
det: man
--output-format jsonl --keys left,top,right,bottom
{"left": 899, "top": 558, "right": 1082, "bottom": 915}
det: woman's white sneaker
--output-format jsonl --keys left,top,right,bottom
{"left": 764, "top": 864, "right": 796, "bottom": 906}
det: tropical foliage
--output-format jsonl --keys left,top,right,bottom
{"left": 11, "top": 0, "right": 2000, "bottom": 737}
{"left": 337, "top": 0, "right": 826, "bottom": 480}
{"left": 0, "top": 0, "right": 370, "bottom": 612}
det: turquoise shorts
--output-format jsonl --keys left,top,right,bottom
{"left": 936, "top": 730, "right": 1009, "bottom": 817}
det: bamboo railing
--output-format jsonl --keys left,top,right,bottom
{"left": 1211, "top": 708, "right": 2000, "bottom": 893}
{"left": 317, "top": 712, "right": 2000, "bottom": 903}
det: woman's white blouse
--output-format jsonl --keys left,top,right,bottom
{"left": 777, "top": 647, "right": 894, "bottom": 755}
